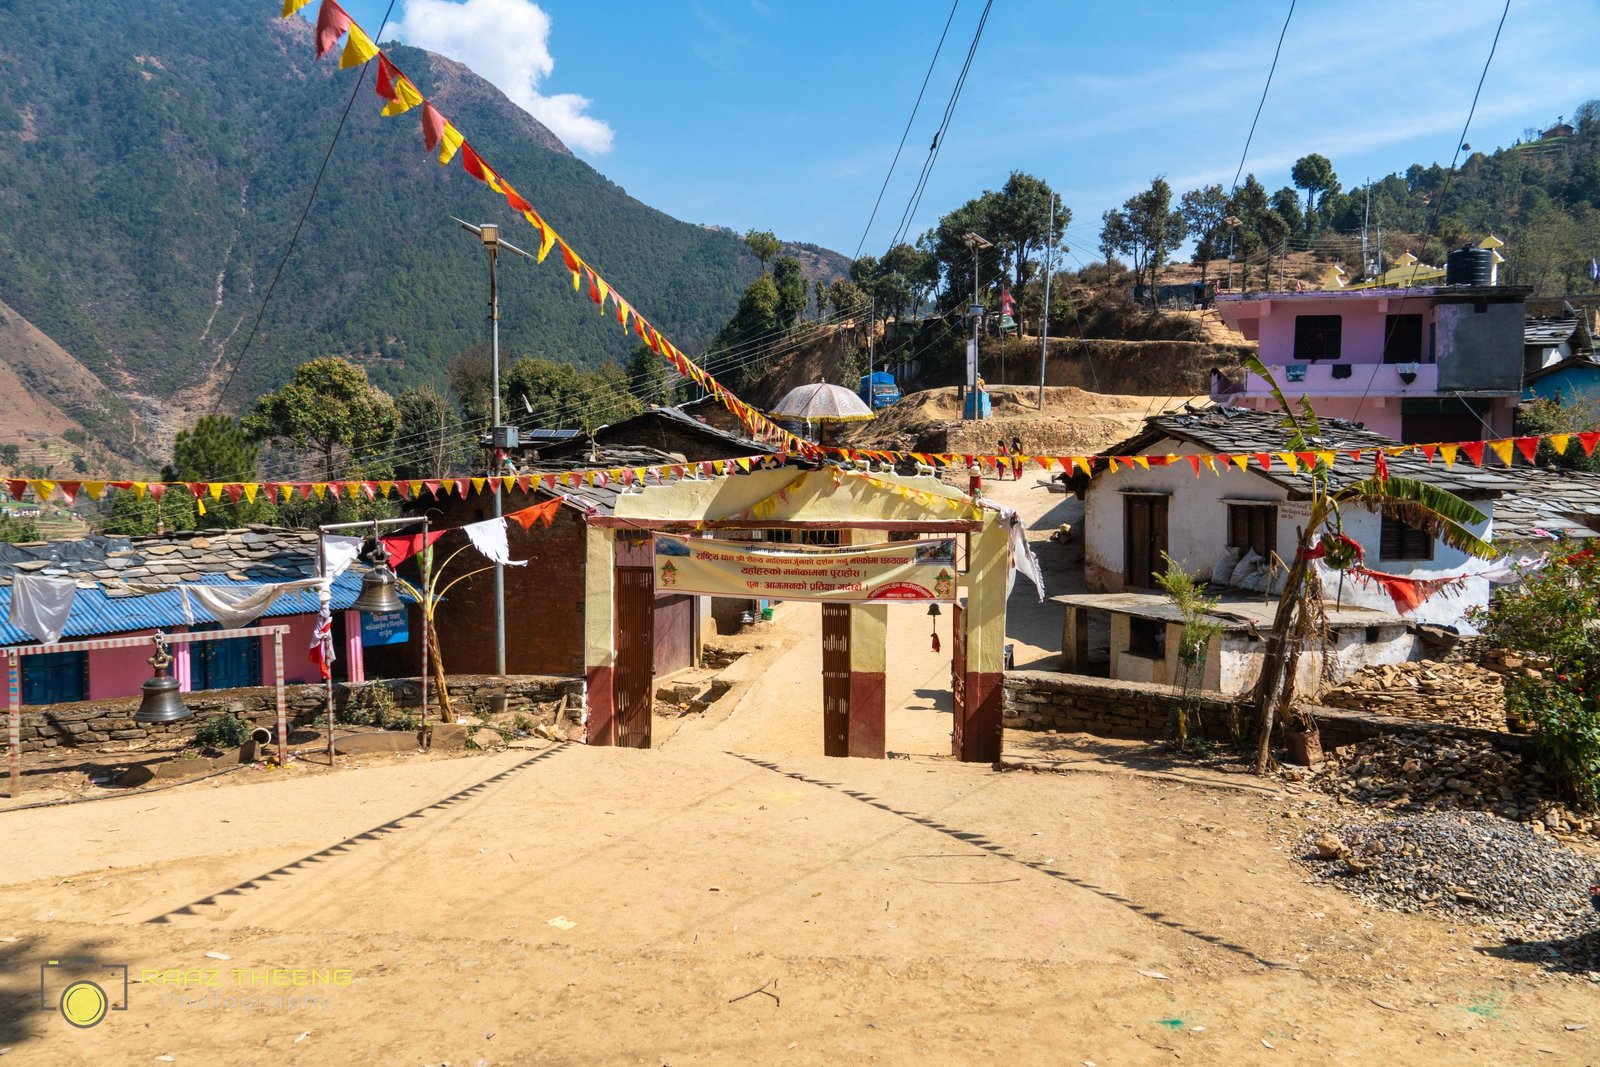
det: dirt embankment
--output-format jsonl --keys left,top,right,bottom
{"left": 843, "top": 385, "right": 1197, "bottom": 456}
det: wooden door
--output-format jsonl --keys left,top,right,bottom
{"left": 821, "top": 602, "right": 850, "bottom": 757}
{"left": 1124, "top": 495, "right": 1169, "bottom": 589}
{"left": 949, "top": 603, "right": 966, "bottom": 758}
{"left": 614, "top": 562, "right": 655, "bottom": 749}
{"left": 195, "top": 624, "right": 262, "bottom": 691}
{"left": 653, "top": 594, "right": 695, "bottom": 677}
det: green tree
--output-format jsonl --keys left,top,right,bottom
{"left": 0, "top": 513, "right": 41, "bottom": 543}
{"left": 241, "top": 357, "right": 399, "bottom": 481}
{"left": 501, "top": 356, "right": 640, "bottom": 432}
{"left": 624, "top": 343, "right": 680, "bottom": 408}
{"left": 1515, "top": 396, "right": 1600, "bottom": 471}
{"left": 0, "top": 444, "right": 17, "bottom": 469}
{"left": 743, "top": 229, "right": 781, "bottom": 272}
{"left": 448, "top": 344, "right": 494, "bottom": 426}
{"left": 1270, "top": 187, "right": 1304, "bottom": 240}
{"left": 161, "top": 415, "right": 258, "bottom": 482}
{"left": 393, "top": 384, "right": 464, "bottom": 481}
{"left": 826, "top": 278, "right": 869, "bottom": 318}
{"left": 924, "top": 173, "right": 1070, "bottom": 310}
{"left": 772, "top": 255, "right": 808, "bottom": 332}
{"left": 1472, "top": 551, "right": 1600, "bottom": 808}
{"left": 1100, "top": 177, "right": 1186, "bottom": 303}
{"left": 1179, "top": 184, "right": 1230, "bottom": 286}
{"left": 1290, "top": 153, "right": 1338, "bottom": 235}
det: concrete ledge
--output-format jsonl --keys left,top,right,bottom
{"left": 1300, "top": 703, "right": 1536, "bottom": 754}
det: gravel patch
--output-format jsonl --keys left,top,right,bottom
{"left": 1300, "top": 810, "right": 1600, "bottom": 976}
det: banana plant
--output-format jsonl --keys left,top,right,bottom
{"left": 1243, "top": 354, "right": 1496, "bottom": 772}
{"left": 393, "top": 538, "right": 492, "bottom": 725}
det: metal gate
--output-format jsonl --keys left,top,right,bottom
{"left": 821, "top": 602, "right": 850, "bottom": 758}
{"left": 653, "top": 594, "right": 695, "bottom": 677}
{"left": 950, "top": 603, "right": 966, "bottom": 758}
{"left": 614, "top": 540, "right": 655, "bottom": 750}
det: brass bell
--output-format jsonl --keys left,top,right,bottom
{"left": 135, "top": 634, "right": 192, "bottom": 724}
{"left": 927, "top": 603, "right": 942, "bottom": 617}
{"left": 353, "top": 540, "right": 404, "bottom": 615}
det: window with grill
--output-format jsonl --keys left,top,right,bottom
{"left": 1293, "top": 315, "right": 1342, "bottom": 361}
{"left": 1379, "top": 516, "right": 1433, "bottom": 561}
{"left": 1227, "top": 504, "right": 1278, "bottom": 560}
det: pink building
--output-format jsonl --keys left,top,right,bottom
{"left": 0, "top": 529, "right": 384, "bottom": 708}
{"left": 1216, "top": 281, "right": 1531, "bottom": 443}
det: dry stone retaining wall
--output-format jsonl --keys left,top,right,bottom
{"left": 6, "top": 675, "right": 583, "bottom": 754}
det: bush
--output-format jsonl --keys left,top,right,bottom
{"left": 193, "top": 715, "right": 249, "bottom": 750}
{"left": 1472, "top": 550, "right": 1600, "bottom": 808}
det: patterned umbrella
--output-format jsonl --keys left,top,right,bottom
{"left": 769, "top": 380, "right": 876, "bottom": 423}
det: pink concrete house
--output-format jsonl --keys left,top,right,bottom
{"left": 1216, "top": 278, "right": 1531, "bottom": 444}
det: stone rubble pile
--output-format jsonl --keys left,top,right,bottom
{"left": 1298, "top": 732, "right": 1600, "bottom": 839}
{"left": 1299, "top": 812, "right": 1599, "bottom": 974}
{"left": 1319, "top": 660, "right": 1508, "bottom": 731}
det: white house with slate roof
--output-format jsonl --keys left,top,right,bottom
{"left": 1058, "top": 407, "right": 1515, "bottom": 695}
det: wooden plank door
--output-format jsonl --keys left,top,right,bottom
{"left": 613, "top": 561, "right": 655, "bottom": 749}
{"left": 949, "top": 603, "right": 966, "bottom": 758}
{"left": 821, "top": 602, "right": 850, "bottom": 757}
{"left": 1124, "top": 495, "right": 1169, "bottom": 588}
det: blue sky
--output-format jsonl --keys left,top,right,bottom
{"left": 328, "top": 0, "right": 1600, "bottom": 265}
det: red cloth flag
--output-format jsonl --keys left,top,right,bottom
{"left": 380, "top": 530, "right": 446, "bottom": 568}
{"left": 508, "top": 498, "right": 562, "bottom": 530}
{"left": 314, "top": 0, "right": 352, "bottom": 58}
{"left": 421, "top": 102, "right": 447, "bottom": 152}
{"left": 1581, "top": 431, "right": 1600, "bottom": 457}
{"left": 6, "top": 480, "right": 25, "bottom": 500}
{"left": 1001, "top": 289, "right": 1015, "bottom": 316}
{"left": 1515, "top": 436, "right": 1541, "bottom": 464}
{"left": 1460, "top": 440, "right": 1487, "bottom": 466}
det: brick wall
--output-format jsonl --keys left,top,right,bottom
{"left": 368, "top": 495, "right": 588, "bottom": 678}
{"left": 6, "top": 674, "right": 583, "bottom": 754}
{"left": 1003, "top": 670, "right": 1242, "bottom": 740}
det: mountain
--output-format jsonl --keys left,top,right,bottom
{"left": 0, "top": 0, "right": 848, "bottom": 460}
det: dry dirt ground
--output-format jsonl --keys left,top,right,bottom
{"left": 3, "top": 473, "right": 1598, "bottom": 1064}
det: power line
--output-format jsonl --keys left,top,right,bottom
{"left": 886, "top": 0, "right": 995, "bottom": 252}
{"left": 1228, "top": 0, "right": 1295, "bottom": 196}
{"left": 210, "top": 1, "right": 400, "bottom": 414}
{"left": 851, "top": 0, "right": 962, "bottom": 262}
{"left": 1426, "top": 0, "right": 1510, "bottom": 233}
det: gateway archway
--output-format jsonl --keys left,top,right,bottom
{"left": 577, "top": 468, "right": 1010, "bottom": 762}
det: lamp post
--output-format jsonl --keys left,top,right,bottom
{"left": 962, "top": 232, "right": 992, "bottom": 421}
{"left": 454, "top": 218, "right": 532, "bottom": 676}
{"left": 1224, "top": 215, "right": 1243, "bottom": 291}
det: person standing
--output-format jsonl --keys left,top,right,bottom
{"left": 996, "top": 439, "right": 1009, "bottom": 480}
{"left": 1010, "top": 434, "right": 1024, "bottom": 480}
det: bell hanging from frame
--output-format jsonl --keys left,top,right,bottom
{"left": 135, "top": 634, "right": 192, "bottom": 724}
{"left": 353, "top": 541, "right": 404, "bottom": 615}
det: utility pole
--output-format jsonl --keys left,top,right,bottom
{"left": 1038, "top": 195, "right": 1055, "bottom": 410}
{"left": 454, "top": 218, "right": 533, "bottom": 677}
{"left": 962, "top": 232, "right": 992, "bottom": 421}
{"left": 1361, "top": 179, "right": 1371, "bottom": 278}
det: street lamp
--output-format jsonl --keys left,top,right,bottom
{"left": 453, "top": 218, "right": 532, "bottom": 677}
{"left": 1224, "top": 215, "right": 1243, "bottom": 291}
{"left": 961, "top": 232, "right": 992, "bottom": 421}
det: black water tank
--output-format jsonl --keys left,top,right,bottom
{"left": 1445, "top": 246, "right": 1495, "bottom": 285}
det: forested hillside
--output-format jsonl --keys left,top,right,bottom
{"left": 0, "top": 0, "right": 844, "bottom": 457}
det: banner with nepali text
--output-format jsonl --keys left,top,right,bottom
{"left": 653, "top": 534, "right": 958, "bottom": 602}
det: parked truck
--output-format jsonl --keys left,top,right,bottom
{"left": 858, "top": 371, "right": 901, "bottom": 410}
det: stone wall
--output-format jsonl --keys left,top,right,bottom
{"left": 5, "top": 674, "right": 583, "bottom": 754}
{"left": 1003, "top": 670, "right": 1241, "bottom": 740}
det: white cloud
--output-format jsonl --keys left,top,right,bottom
{"left": 394, "top": 0, "right": 614, "bottom": 155}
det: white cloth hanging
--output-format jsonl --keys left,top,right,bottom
{"left": 180, "top": 578, "right": 327, "bottom": 629}
{"left": 979, "top": 500, "right": 1045, "bottom": 603}
{"left": 320, "top": 535, "right": 364, "bottom": 580}
{"left": 309, "top": 583, "right": 336, "bottom": 680}
{"left": 8, "top": 573, "right": 78, "bottom": 644}
{"left": 462, "top": 517, "right": 528, "bottom": 567}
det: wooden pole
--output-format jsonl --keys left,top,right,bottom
{"left": 273, "top": 631, "right": 286, "bottom": 768}
{"left": 8, "top": 654, "right": 19, "bottom": 798}
{"left": 420, "top": 518, "right": 431, "bottom": 730}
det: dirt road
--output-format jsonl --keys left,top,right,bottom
{"left": 4, "top": 473, "right": 1597, "bottom": 1063}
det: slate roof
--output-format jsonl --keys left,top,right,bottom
{"left": 1090, "top": 406, "right": 1516, "bottom": 498}
{"left": 0, "top": 526, "right": 373, "bottom": 643}
{"left": 528, "top": 405, "right": 776, "bottom": 462}
{"left": 1525, "top": 316, "right": 1581, "bottom": 346}
{"left": 1492, "top": 467, "right": 1600, "bottom": 542}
